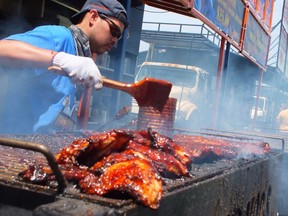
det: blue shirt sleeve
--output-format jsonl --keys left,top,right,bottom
{"left": 6, "top": 25, "right": 76, "bottom": 54}
{"left": 4, "top": 25, "right": 77, "bottom": 132}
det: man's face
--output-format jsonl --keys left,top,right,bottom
{"left": 89, "top": 12, "right": 125, "bottom": 55}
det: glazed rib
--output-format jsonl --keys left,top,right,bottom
{"left": 127, "top": 141, "right": 190, "bottom": 178}
{"left": 80, "top": 152, "right": 162, "bottom": 209}
{"left": 55, "top": 130, "right": 132, "bottom": 166}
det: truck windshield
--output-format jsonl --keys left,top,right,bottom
{"left": 136, "top": 65, "right": 198, "bottom": 88}
{"left": 253, "top": 97, "right": 265, "bottom": 109}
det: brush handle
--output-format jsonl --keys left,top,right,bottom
{"left": 102, "top": 78, "right": 134, "bottom": 96}
{"left": 48, "top": 66, "right": 133, "bottom": 95}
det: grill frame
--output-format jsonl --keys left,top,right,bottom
{"left": 0, "top": 131, "right": 285, "bottom": 215}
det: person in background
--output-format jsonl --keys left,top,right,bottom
{"left": 276, "top": 104, "right": 288, "bottom": 133}
{"left": 0, "top": 0, "right": 129, "bottom": 133}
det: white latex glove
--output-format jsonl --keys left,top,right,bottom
{"left": 52, "top": 52, "right": 103, "bottom": 89}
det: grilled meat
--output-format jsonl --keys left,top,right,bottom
{"left": 80, "top": 151, "right": 163, "bottom": 209}
{"left": 18, "top": 164, "right": 90, "bottom": 184}
{"left": 136, "top": 129, "right": 192, "bottom": 167}
{"left": 55, "top": 129, "right": 132, "bottom": 166}
{"left": 17, "top": 128, "right": 271, "bottom": 209}
{"left": 18, "top": 164, "right": 53, "bottom": 184}
{"left": 173, "top": 134, "right": 271, "bottom": 161}
{"left": 127, "top": 141, "right": 190, "bottom": 178}
{"left": 89, "top": 149, "right": 150, "bottom": 173}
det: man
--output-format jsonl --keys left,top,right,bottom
{"left": 0, "top": 0, "right": 129, "bottom": 133}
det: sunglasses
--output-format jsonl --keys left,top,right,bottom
{"left": 99, "top": 14, "right": 122, "bottom": 40}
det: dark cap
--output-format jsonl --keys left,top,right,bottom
{"left": 70, "top": 0, "right": 129, "bottom": 29}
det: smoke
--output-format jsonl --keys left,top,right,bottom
{"left": 0, "top": 69, "right": 40, "bottom": 134}
{"left": 0, "top": 14, "right": 35, "bottom": 134}
{"left": 135, "top": 45, "right": 288, "bottom": 214}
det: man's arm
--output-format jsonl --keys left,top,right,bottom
{"left": 0, "top": 40, "right": 56, "bottom": 68}
{"left": 0, "top": 39, "right": 103, "bottom": 89}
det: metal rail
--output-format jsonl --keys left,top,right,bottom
{"left": 0, "top": 137, "right": 68, "bottom": 193}
{"left": 141, "top": 22, "right": 237, "bottom": 52}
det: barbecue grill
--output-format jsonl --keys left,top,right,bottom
{"left": 0, "top": 129, "right": 284, "bottom": 216}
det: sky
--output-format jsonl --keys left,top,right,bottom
{"left": 140, "top": 0, "right": 285, "bottom": 52}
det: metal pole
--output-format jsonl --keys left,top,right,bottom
{"left": 212, "top": 36, "right": 226, "bottom": 128}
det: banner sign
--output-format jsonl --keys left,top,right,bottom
{"left": 194, "top": 0, "right": 245, "bottom": 45}
{"left": 264, "top": 0, "right": 273, "bottom": 29}
{"left": 285, "top": 44, "right": 288, "bottom": 77}
{"left": 277, "top": 27, "right": 288, "bottom": 73}
{"left": 282, "top": 0, "right": 288, "bottom": 32}
{"left": 246, "top": 0, "right": 274, "bottom": 30}
{"left": 247, "top": 0, "right": 256, "bottom": 10}
{"left": 258, "top": 0, "right": 265, "bottom": 20}
{"left": 278, "top": 0, "right": 288, "bottom": 76}
{"left": 243, "top": 12, "right": 270, "bottom": 67}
